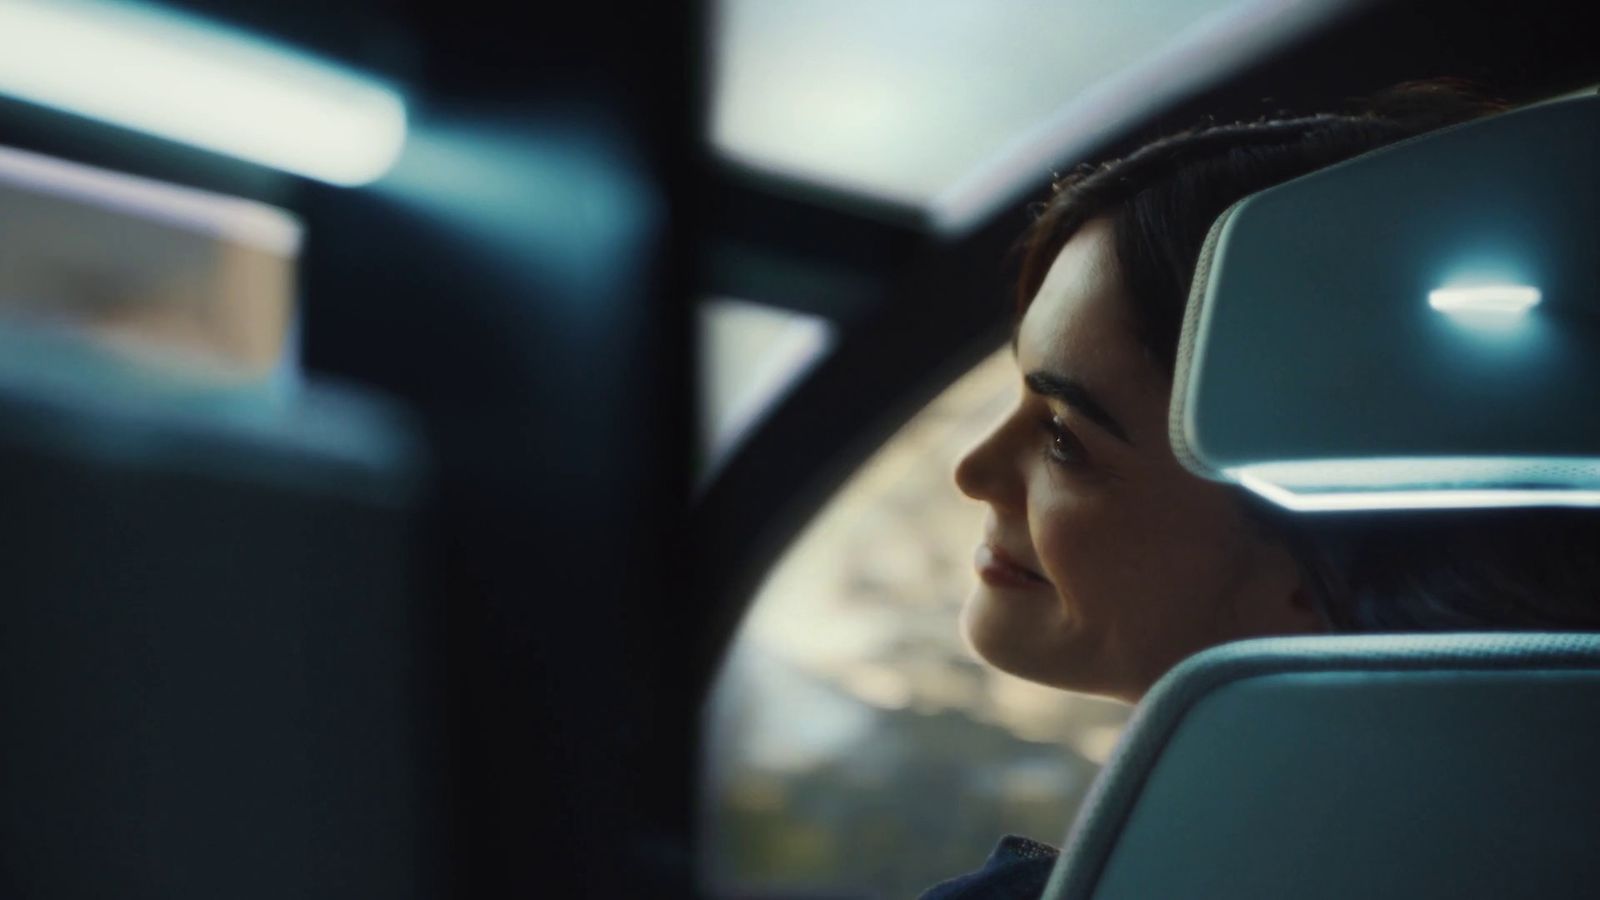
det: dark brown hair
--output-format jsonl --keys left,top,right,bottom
{"left": 1015, "top": 79, "right": 1600, "bottom": 632}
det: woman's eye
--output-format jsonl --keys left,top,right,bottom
{"left": 1039, "top": 417, "right": 1086, "bottom": 466}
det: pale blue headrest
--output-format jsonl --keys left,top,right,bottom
{"left": 1172, "top": 90, "right": 1600, "bottom": 512}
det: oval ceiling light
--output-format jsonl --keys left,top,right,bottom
{"left": 0, "top": 0, "right": 406, "bottom": 187}
{"left": 1427, "top": 284, "right": 1542, "bottom": 315}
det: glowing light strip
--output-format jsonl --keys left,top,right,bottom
{"left": 1428, "top": 284, "right": 1541, "bottom": 314}
{"left": 1234, "top": 471, "right": 1600, "bottom": 512}
{"left": 0, "top": 143, "right": 300, "bottom": 254}
{"left": 0, "top": 0, "right": 406, "bottom": 186}
{"left": 1231, "top": 456, "right": 1600, "bottom": 487}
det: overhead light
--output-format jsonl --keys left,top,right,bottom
{"left": 0, "top": 0, "right": 406, "bottom": 186}
{"left": 1427, "top": 284, "right": 1542, "bottom": 315}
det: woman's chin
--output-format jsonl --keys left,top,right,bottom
{"left": 960, "top": 586, "right": 1072, "bottom": 681}
{"left": 959, "top": 588, "right": 1134, "bottom": 701}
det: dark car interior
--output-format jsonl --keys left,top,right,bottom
{"left": 0, "top": 1, "right": 1597, "bottom": 898}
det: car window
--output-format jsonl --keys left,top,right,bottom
{"left": 712, "top": 0, "right": 1357, "bottom": 227}
{"left": 0, "top": 142, "right": 300, "bottom": 383}
{"left": 699, "top": 297, "right": 835, "bottom": 487}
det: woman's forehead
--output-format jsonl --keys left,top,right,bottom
{"left": 1016, "top": 219, "right": 1140, "bottom": 375}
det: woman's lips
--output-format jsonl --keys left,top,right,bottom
{"left": 974, "top": 544, "right": 1049, "bottom": 589}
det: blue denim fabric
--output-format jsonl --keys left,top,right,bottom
{"left": 916, "top": 835, "right": 1060, "bottom": 900}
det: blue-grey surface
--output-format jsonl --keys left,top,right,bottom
{"left": 1046, "top": 633, "right": 1600, "bottom": 900}
{"left": 1174, "top": 93, "right": 1600, "bottom": 478}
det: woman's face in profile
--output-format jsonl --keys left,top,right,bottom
{"left": 954, "top": 217, "right": 1321, "bottom": 703}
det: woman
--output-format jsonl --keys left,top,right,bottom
{"left": 922, "top": 79, "right": 1600, "bottom": 898}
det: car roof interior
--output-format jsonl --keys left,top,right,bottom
{"left": 0, "top": 1, "right": 1596, "bottom": 897}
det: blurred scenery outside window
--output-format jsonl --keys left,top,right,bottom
{"left": 703, "top": 350, "right": 1131, "bottom": 900}
{"left": 0, "top": 143, "right": 300, "bottom": 386}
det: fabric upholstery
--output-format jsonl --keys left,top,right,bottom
{"left": 1045, "top": 633, "right": 1600, "bottom": 900}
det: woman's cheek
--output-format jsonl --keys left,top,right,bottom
{"left": 1030, "top": 495, "right": 1104, "bottom": 596}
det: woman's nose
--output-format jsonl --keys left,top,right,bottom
{"left": 954, "top": 418, "right": 1015, "bottom": 506}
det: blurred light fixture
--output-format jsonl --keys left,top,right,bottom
{"left": 0, "top": 0, "right": 406, "bottom": 186}
{"left": 1428, "top": 284, "right": 1542, "bottom": 315}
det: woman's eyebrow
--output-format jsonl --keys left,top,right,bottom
{"left": 1024, "top": 371, "right": 1133, "bottom": 445}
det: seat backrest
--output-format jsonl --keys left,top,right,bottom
{"left": 1044, "top": 633, "right": 1600, "bottom": 900}
{"left": 0, "top": 327, "right": 442, "bottom": 898}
